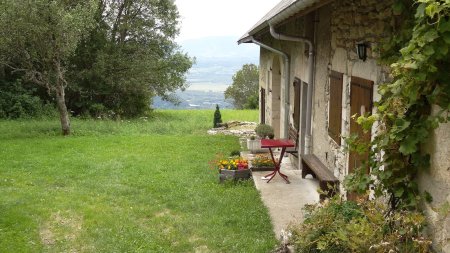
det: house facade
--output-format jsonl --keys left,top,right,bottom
{"left": 239, "top": 0, "right": 450, "bottom": 251}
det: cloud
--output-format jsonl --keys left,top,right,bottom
{"left": 175, "top": 0, "right": 280, "bottom": 42}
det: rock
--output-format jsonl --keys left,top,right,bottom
{"left": 207, "top": 121, "right": 257, "bottom": 138}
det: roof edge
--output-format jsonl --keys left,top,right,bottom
{"left": 238, "top": 0, "right": 331, "bottom": 43}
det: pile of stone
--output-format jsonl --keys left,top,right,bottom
{"left": 207, "top": 121, "right": 257, "bottom": 138}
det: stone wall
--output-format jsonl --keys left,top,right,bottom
{"left": 419, "top": 106, "right": 450, "bottom": 253}
{"left": 331, "top": 0, "right": 396, "bottom": 60}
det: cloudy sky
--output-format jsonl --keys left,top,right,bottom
{"left": 175, "top": 0, "right": 280, "bottom": 42}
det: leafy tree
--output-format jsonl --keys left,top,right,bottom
{"left": 67, "top": 0, "right": 193, "bottom": 117}
{"left": 225, "top": 64, "right": 259, "bottom": 109}
{"left": 0, "top": 0, "right": 97, "bottom": 135}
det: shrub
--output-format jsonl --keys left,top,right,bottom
{"left": 290, "top": 196, "right": 432, "bottom": 252}
{"left": 213, "top": 104, "right": 222, "bottom": 127}
{"left": 255, "top": 124, "right": 274, "bottom": 138}
{"left": 230, "top": 150, "right": 241, "bottom": 157}
{"left": 0, "top": 79, "right": 55, "bottom": 119}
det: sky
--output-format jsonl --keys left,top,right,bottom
{"left": 175, "top": 0, "right": 281, "bottom": 42}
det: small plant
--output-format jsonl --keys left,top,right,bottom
{"left": 213, "top": 104, "right": 222, "bottom": 128}
{"left": 251, "top": 154, "right": 275, "bottom": 168}
{"left": 255, "top": 124, "right": 274, "bottom": 139}
{"left": 210, "top": 154, "right": 249, "bottom": 171}
{"left": 229, "top": 150, "right": 241, "bottom": 157}
{"left": 289, "top": 196, "right": 432, "bottom": 252}
{"left": 249, "top": 135, "right": 256, "bottom": 140}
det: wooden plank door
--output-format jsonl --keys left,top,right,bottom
{"left": 260, "top": 88, "right": 266, "bottom": 124}
{"left": 348, "top": 76, "right": 373, "bottom": 199}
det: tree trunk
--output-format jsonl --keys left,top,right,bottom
{"left": 55, "top": 81, "right": 71, "bottom": 136}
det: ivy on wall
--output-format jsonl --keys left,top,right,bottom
{"left": 345, "top": 0, "right": 450, "bottom": 209}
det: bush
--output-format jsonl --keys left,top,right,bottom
{"left": 255, "top": 124, "right": 274, "bottom": 138}
{"left": 230, "top": 150, "right": 241, "bottom": 157}
{"left": 0, "top": 79, "right": 55, "bottom": 119}
{"left": 213, "top": 104, "right": 222, "bottom": 128}
{"left": 290, "top": 196, "right": 432, "bottom": 253}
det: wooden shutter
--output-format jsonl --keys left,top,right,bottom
{"left": 348, "top": 76, "right": 373, "bottom": 174}
{"left": 293, "top": 78, "right": 301, "bottom": 130}
{"left": 260, "top": 88, "right": 266, "bottom": 124}
{"left": 328, "top": 71, "right": 343, "bottom": 145}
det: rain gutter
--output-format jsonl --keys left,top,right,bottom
{"left": 249, "top": 37, "right": 290, "bottom": 139}
{"left": 268, "top": 22, "right": 315, "bottom": 156}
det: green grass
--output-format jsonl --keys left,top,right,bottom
{"left": 0, "top": 109, "right": 259, "bottom": 139}
{"left": 0, "top": 110, "right": 277, "bottom": 252}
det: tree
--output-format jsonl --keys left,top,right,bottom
{"left": 213, "top": 104, "right": 222, "bottom": 128}
{"left": 67, "top": 0, "right": 193, "bottom": 117}
{"left": 225, "top": 64, "right": 259, "bottom": 109}
{"left": 0, "top": 0, "right": 97, "bottom": 135}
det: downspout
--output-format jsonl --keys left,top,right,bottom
{"left": 250, "top": 37, "right": 290, "bottom": 139}
{"left": 269, "top": 23, "right": 315, "bottom": 155}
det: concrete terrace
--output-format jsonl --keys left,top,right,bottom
{"left": 242, "top": 151, "right": 320, "bottom": 239}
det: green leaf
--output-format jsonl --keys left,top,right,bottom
{"left": 440, "top": 20, "right": 450, "bottom": 32}
{"left": 392, "top": 1, "right": 405, "bottom": 15}
{"left": 415, "top": 3, "right": 426, "bottom": 18}
{"left": 443, "top": 32, "right": 450, "bottom": 44}
{"left": 424, "top": 191, "right": 433, "bottom": 203}
{"left": 395, "top": 187, "right": 404, "bottom": 197}
{"left": 404, "top": 61, "right": 418, "bottom": 69}
{"left": 425, "top": 4, "right": 438, "bottom": 18}
{"left": 400, "top": 44, "right": 416, "bottom": 55}
{"left": 423, "top": 45, "right": 435, "bottom": 56}
{"left": 394, "top": 118, "right": 410, "bottom": 132}
{"left": 399, "top": 136, "right": 419, "bottom": 154}
{"left": 423, "top": 29, "right": 439, "bottom": 43}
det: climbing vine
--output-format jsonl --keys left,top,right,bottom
{"left": 345, "top": 0, "right": 450, "bottom": 209}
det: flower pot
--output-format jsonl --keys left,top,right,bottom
{"left": 219, "top": 169, "right": 251, "bottom": 183}
{"left": 246, "top": 139, "right": 267, "bottom": 154}
{"left": 250, "top": 166, "right": 276, "bottom": 172}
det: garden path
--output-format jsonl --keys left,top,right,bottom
{"left": 243, "top": 151, "right": 320, "bottom": 240}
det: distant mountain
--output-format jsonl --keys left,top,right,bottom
{"left": 180, "top": 36, "right": 259, "bottom": 89}
{"left": 152, "top": 90, "right": 233, "bottom": 110}
{"left": 153, "top": 36, "right": 259, "bottom": 109}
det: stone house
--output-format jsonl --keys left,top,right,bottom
{"left": 238, "top": 0, "right": 449, "bottom": 251}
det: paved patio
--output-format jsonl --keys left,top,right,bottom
{"left": 242, "top": 151, "right": 320, "bottom": 239}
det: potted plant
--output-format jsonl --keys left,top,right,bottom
{"left": 246, "top": 135, "right": 262, "bottom": 153}
{"left": 213, "top": 156, "right": 251, "bottom": 183}
{"left": 250, "top": 154, "right": 276, "bottom": 171}
{"left": 255, "top": 124, "right": 274, "bottom": 139}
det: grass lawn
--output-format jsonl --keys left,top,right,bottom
{"left": 0, "top": 110, "right": 278, "bottom": 252}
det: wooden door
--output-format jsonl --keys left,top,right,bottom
{"left": 260, "top": 88, "right": 266, "bottom": 124}
{"left": 348, "top": 77, "right": 373, "bottom": 199}
{"left": 328, "top": 71, "right": 343, "bottom": 145}
{"left": 293, "top": 78, "right": 301, "bottom": 130}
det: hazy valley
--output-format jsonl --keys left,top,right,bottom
{"left": 152, "top": 36, "right": 259, "bottom": 109}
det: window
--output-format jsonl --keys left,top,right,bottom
{"left": 328, "top": 71, "right": 343, "bottom": 145}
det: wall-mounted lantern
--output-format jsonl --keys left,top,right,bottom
{"left": 356, "top": 41, "right": 367, "bottom": 61}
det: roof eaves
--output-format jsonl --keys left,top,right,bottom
{"left": 238, "top": 0, "right": 329, "bottom": 44}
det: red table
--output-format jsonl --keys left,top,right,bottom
{"left": 260, "top": 139, "right": 295, "bottom": 183}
